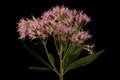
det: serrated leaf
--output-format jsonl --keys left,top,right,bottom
{"left": 64, "top": 50, "right": 105, "bottom": 73}
{"left": 22, "top": 40, "right": 51, "bottom": 68}
{"left": 29, "top": 66, "right": 51, "bottom": 71}
{"left": 47, "top": 53, "right": 55, "bottom": 68}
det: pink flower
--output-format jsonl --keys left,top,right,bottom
{"left": 17, "top": 16, "right": 54, "bottom": 39}
{"left": 71, "top": 31, "right": 92, "bottom": 44}
{"left": 17, "top": 18, "right": 30, "bottom": 39}
{"left": 84, "top": 44, "right": 95, "bottom": 54}
{"left": 17, "top": 5, "right": 91, "bottom": 42}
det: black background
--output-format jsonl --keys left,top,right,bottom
{"left": 4, "top": 0, "right": 119, "bottom": 80}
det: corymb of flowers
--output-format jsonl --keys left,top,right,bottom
{"left": 17, "top": 6, "right": 104, "bottom": 80}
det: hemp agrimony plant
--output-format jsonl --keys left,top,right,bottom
{"left": 17, "top": 6, "right": 104, "bottom": 80}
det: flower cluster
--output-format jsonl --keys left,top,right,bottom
{"left": 17, "top": 6, "right": 94, "bottom": 54}
{"left": 17, "top": 17, "right": 53, "bottom": 39}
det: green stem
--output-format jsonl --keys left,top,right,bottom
{"left": 59, "top": 56, "right": 63, "bottom": 80}
{"left": 59, "top": 43, "right": 63, "bottom": 80}
{"left": 53, "top": 35, "right": 59, "bottom": 55}
{"left": 53, "top": 36, "right": 64, "bottom": 80}
{"left": 63, "top": 44, "right": 72, "bottom": 61}
{"left": 43, "top": 42, "right": 59, "bottom": 76}
{"left": 59, "top": 74, "right": 63, "bottom": 80}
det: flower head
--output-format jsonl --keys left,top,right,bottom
{"left": 17, "top": 6, "right": 92, "bottom": 49}
{"left": 71, "top": 31, "right": 92, "bottom": 44}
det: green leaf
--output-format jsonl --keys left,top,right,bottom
{"left": 63, "top": 42, "right": 69, "bottom": 54}
{"left": 22, "top": 40, "right": 51, "bottom": 68}
{"left": 70, "top": 45, "right": 84, "bottom": 55}
{"left": 64, "top": 45, "right": 84, "bottom": 69}
{"left": 47, "top": 53, "right": 55, "bottom": 68}
{"left": 63, "top": 44, "right": 75, "bottom": 60}
{"left": 67, "top": 44, "right": 76, "bottom": 55}
{"left": 64, "top": 50, "right": 105, "bottom": 73}
{"left": 29, "top": 66, "right": 51, "bottom": 71}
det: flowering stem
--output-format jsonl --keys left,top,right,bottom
{"left": 53, "top": 36, "right": 64, "bottom": 80}
{"left": 42, "top": 41, "right": 59, "bottom": 75}
{"left": 59, "top": 54, "right": 63, "bottom": 80}
{"left": 53, "top": 35, "right": 59, "bottom": 55}
{"left": 59, "top": 43, "right": 64, "bottom": 80}
{"left": 63, "top": 44, "right": 72, "bottom": 61}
